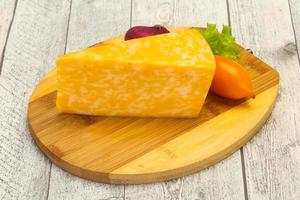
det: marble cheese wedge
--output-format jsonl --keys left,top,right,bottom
{"left": 56, "top": 28, "right": 215, "bottom": 118}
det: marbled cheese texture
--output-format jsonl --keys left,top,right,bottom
{"left": 56, "top": 28, "right": 215, "bottom": 117}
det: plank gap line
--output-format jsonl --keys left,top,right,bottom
{"left": 287, "top": 0, "right": 300, "bottom": 66}
{"left": 240, "top": 148, "right": 249, "bottom": 200}
{"left": 63, "top": 0, "right": 73, "bottom": 54}
{"left": 129, "top": 0, "right": 133, "bottom": 28}
{"left": 0, "top": 0, "right": 18, "bottom": 75}
{"left": 45, "top": 163, "right": 52, "bottom": 200}
{"left": 226, "top": 1, "right": 248, "bottom": 199}
{"left": 226, "top": 0, "right": 232, "bottom": 27}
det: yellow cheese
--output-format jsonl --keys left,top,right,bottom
{"left": 56, "top": 28, "right": 215, "bottom": 118}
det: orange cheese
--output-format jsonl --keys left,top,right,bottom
{"left": 56, "top": 28, "right": 215, "bottom": 118}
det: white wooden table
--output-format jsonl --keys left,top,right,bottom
{"left": 0, "top": 0, "right": 299, "bottom": 199}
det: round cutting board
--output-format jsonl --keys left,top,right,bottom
{"left": 28, "top": 43, "right": 279, "bottom": 184}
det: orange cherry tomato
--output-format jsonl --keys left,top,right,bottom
{"left": 210, "top": 55, "right": 255, "bottom": 99}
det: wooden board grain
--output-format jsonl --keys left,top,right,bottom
{"left": 27, "top": 37, "right": 279, "bottom": 184}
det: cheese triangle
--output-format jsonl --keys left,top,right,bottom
{"left": 56, "top": 28, "right": 215, "bottom": 117}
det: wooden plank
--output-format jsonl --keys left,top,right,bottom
{"left": 48, "top": 165, "right": 124, "bottom": 200}
{"left": 228, "top": 0, "right": 300, "bottom": 199}
{"left": 0, "top": 0, "right": 16, "bottom": 72}
{"left": 289, "top": 0, "right": 300, "bottom": 59}
{"left": 131, "top": 0, "right": 228, "bottom": 28}
{"left": 47, "top": 0, "right": 131, "bottom": 199}
{"left": 125, "top": 0, "right": 245, "bottom": 199}
{"left": 65, "top": 0, "right": 132, "bottom": 52}
{"left": 0, "top": 0, "right": 71, "bottom": 199}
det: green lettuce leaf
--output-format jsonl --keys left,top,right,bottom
{"left": 201, "top": 24, "right": 240, "bottom": 60}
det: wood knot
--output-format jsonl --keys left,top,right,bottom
{"left": 283, "top": 42, "right": 297, "bottom": 54}
{"left": 156, "top": 2, "right": 175, "bottom": 26}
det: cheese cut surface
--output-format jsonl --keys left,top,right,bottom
{"left": 56, "top": 29, "right": 215, "bottom": 117}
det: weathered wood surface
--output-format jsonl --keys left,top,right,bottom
{"left": 0, "top": 0, "right": 299, "bottom": 199}
{"left": 0, "top": 0, "right": 70, "bottom": 199}
{"left": 229, "top": 0, "right": 300, "bottom": 199}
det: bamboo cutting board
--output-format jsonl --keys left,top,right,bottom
{"left": 28, "top": 41, "right": 279, "bottom": 184}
